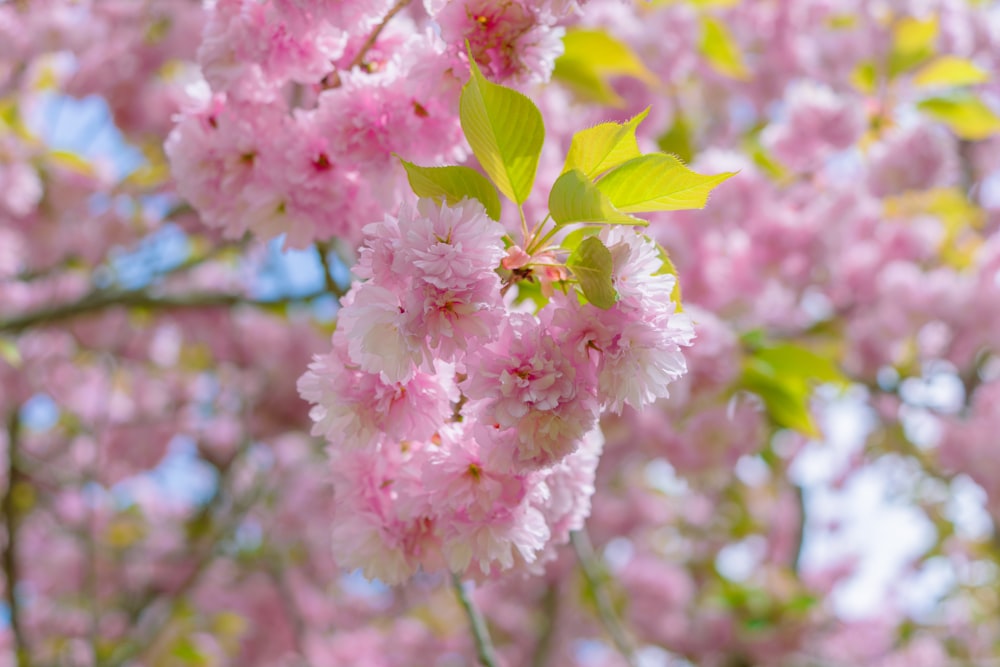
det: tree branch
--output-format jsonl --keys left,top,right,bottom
{"left": 570, "top": 530, "right": 637, "bottom": 667}
{"left": 451, "top": 572, "right": 499, "bottom": 667}
{"left": 3, "top": 410, "right": 29, "bottom": 667}
{"left": 348, "top": 0, "right": 413, "bottom": 71}
{"left": 0, "top": 289, "right": 327, "bottom": 335}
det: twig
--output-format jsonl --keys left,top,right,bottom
{"left": 451, "top": 572, "right": 499, "bottom": 667}
{"left": 570, "top": 530, "right": 637, "bottom": 667}
{"left": 791, "top": 483, "right": 806, "bottom": 573}
{"left": 348, "top": 0, "right": 413, "bottom": 71}
{"left": 3, "top": 410, "right": 29, "bottom": 667}
{"left": 107, "top": 440, "right": 260, "bottom": 667}
{"left": 0, "top": 289, "right": 327, "bottom": 335}
{"left": 530, "top": 583, "right": 559, "bottom": 667}
{"left": 314, "top": 241, "right": 345, "bottom": 299}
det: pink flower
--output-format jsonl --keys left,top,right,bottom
{"left": 423, "top": 424, "right": 551, "bottom": 575}
{"left": 396, "top": 198, "right": 505, "bottom": 291}
{"left": 548, "top": 294, "right": 694, "bottom": 413}
{"left": 297, "top": 339, "right": 457, "bottom": 447}
{"left": 463, "top": 313, "right": 599, "bottom": 469}
{"left": 434, "top": 0, "right": 565, "bottom": 84}
{"left": 329, "top": 442, "right": 442, "bottom": 585}
{"left": 337, "top": 283, "right": 423, "bottom": 383}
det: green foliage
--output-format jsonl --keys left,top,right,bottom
{"left": 549, "top": 169, "right": 645, "bottom": 227}
{"left": 699, "top": 15, "right": 748, "bottom": 80}
{"left": 399, "top": 159, "right": 502, "bottom": 220}
{"left": 887, "top": 15, "right": 937, "bottom": 78}
{"left": 566, "top": 237, "right": 618, "bottom": 309}
{"left": 738, "top": 341, "right": 847, "bottom": 437}
{"left": 559, "top": 226, "right": 601, "bottom": 253}
{"left": 917, "top": 93, "right": 1000, "bottom": 140}
{"left": 554, "top": 29, "right": 658, "bottom": 107}
{"left": 563, "top": 108, "right": 649, "bottom": 179}
{"left": 656, "top": 113, "right": 695, "bottom": 164}
{"left": 914, "top": 55, "right": 990, "bottom": 88}
{"left": 459, "top": 51, "right": 544, "bottom": 204}
{"left": 596, "top": 153, "right": 735, "bottom": 213}
{"left": 654, "top": 242, "right": 683, "bottom": 308}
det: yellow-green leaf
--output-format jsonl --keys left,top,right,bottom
{"left": 656, "top": 113, "right": 695, "bottom": 165}
{"left": 460, "top": 54, "right": 544, "bottom": 204}
{"left": 554, "top": 29, "right": 658, "bottom": 106}
{"left": 888, "top": 16, "right": 938, "bottom": 78}
{"left": 917, "top": 93, "right": 1000, "bottom": 140}
{"left": 752, "top": 343, "right": 846, "bottom": 386}
{"left": 399, "top": 159, "right": 502, "bottom": 220}
{"left": 567, "top": 236, "right": 618, "bottom": 309}
{"left": 699, "top": 15, "right": 749, "bottom": 80}
{"left": 914, "top": 55, "right": 990, "bottom": 88}
{"left": 563, "top": 108, "right": 649, "bottom": 179}
{"left": 654, "top": 242, "right": 683, "bottom": 309}
{"left": 549, "top": 169, "right": 646, "bottom": 226}
{"left": 850, "top": 60, "right": 878, "bottom": 95}
{"left": 740, "top": 361, "right": 820, "bottom": 438}
{"left": 596, "top": 153, "right": 735, "bottom": 213}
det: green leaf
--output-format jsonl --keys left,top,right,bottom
{"left": 914, "top": 55, "right": 990, "bottom": 88}
{"left": 656, "top": 113, "right": 695, "bottom": 165}
{"left": 566, "top": 237, "right": 617, "bottom": 309}
{"left": 738, "top": 342, "right": 846, "bottom": 437}
{"left": 559, "top": 226, "right": 600, "bottom": 253}
{"left": 917, "top": 93, "right": 1000, "bottom": 140}
{"left": 563, "top": 108, "right": 649, "bottom": 180}
{"left": 699, "top": 15, "right": 748, "bottom": 80}
{"left": 549, "top": 169, "right": 646, "bottom": 226}
{"left": 740, "top": 361, "right": 820, "bottom": 438}
{"left": 752, "top": 343, "right": 847, "bottom": 386}
{"left": 596, "top": 153, "right": 735, "bottom": 213}
{"left": 398, "top": 159, "right": 502, "bottom": 220}
{"left": 654, "top": 242, "right": 683, "bottom": 309}
{"left": 554, "top": 29, "right": 658, "bottom": 106}
{"left": 460, "top": 53, "right": 544, "bottom": 204}
{"left": 850, "top": 60, "right": 878, "bottom": 94}
{"left": 888, "top": 16, "right": 938, "bottom": 78}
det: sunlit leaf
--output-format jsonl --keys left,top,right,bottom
{"left": 566, "top": 236, "right": 618, "bottom": 309}
{"left": 460, "top": 52, "right": 544, "bottom": 204}
{"left": 559, "top": 226, "right": 601, "bottom": 253}
{"left": 654, "top": 242, "right": 683, "bottom": 308}
{"left": 596, "top": 153, "right": 735, "bottom": 213}
{"left": 554, "top": 29, "right": 658, "bottom": 106}
{"left": 850, "top": 60, "right": 878, "bottom": 94}
{"left": 917, "top": 93, "right": 1000, "bottom": 140}
{"left": 914, "top": 55, "right": 990, "bottom": 88}
{"left": 549, "top": 169, "right": 645, "bottom": 226}
{"left": 699, "top": 15, "right": 749, "bottom": 80}
{"left": 888, "top": 16, "right": 938, "bottom": 77}
{"left": 563, "top": 108, "right": 649, "bottom": 179}
{"left": 399, "top": 159, "right": 502, "bottom": 220}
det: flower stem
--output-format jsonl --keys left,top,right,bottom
{"left": 451, "top": 572, "right": 499, "bottom": 667}
{"left": 570, "top": 530, "right": 637, "bottom": 667}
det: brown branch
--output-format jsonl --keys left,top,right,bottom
{"left": 107, "top": 440, "right": 262, "bottom": 667}
{"left": 451, "top": 572, "right": 499, "bottom": 667}
{"left": 348, "top": 0, "right": 413, "bottom": 71}
{"left": 0, "top": 289, "right": 327, "bottom": 335}
{"left": 3, "top": 410, "right": 29, "bottom": 667}
{"left": 570, "top": 530, "right": 637, "bottom": 667}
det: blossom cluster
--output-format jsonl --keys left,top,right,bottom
{"left": 165, "top": 0, "right": 573, "bottom": 248}
{"left": 299, "top": 197, "right": 693, "bottom": 581}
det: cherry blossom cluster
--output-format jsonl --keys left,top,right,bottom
{"left": 299, "top": 196, "right": 693, "bottom": 581}
{"left": 165, "top": 0, "right": 575, "bottom": 248}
